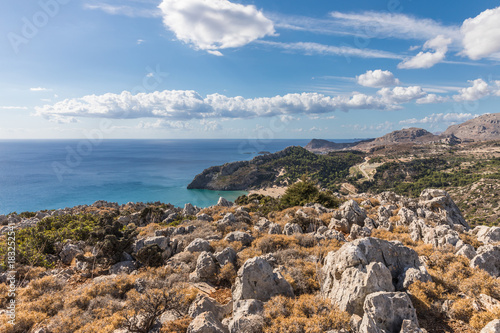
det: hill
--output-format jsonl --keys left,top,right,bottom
{"left": 353, "top": 127, "right": 441, "bottom": 151}
{"left": 187, "top": 146, "right": 364, "bottom": 190}
{"left": 304, "top": 139, "right": 371, "bottom": 152}
{"left": 444, "top": 112, "right": 500, "bottom": 141}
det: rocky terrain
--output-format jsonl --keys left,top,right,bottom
{"left": 305, "top": 139, "right": 369, "bottom": 153}
{"left": 1, "top": 184, "right": 500, "bottom": 333}
{"left": 351, "top": 128, "right": 443, "bottom": 152}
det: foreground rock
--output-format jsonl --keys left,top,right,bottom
{"left": 470, "top": 245, "right": 500, "bottom": 278}
{"left": 480, "top": 319, "right": 500, "bottom": 333}
{"left": 359, "top": 292, "right": 421, "bottom": 333}
{"left": 322, "top": 237, "right": 430, "bottom": 316}
{"left": 187, "top": 311, "right": 228, "bottom": 333}
{"left": 232, "top": 257, "right": 293, "bottom": 304}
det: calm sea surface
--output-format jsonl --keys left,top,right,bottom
{"left": 0, "top": 139, "right": 357, "bottom": 214}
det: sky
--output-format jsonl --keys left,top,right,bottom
{"left": 1, "top": 0, "right": 500, "bottom": 139}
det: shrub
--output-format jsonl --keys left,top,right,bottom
{"left": 136, "top": 244, "right": 165, "bottom": 267}
{"left": 263, "top": 295, "right": 350, "bottom": 333}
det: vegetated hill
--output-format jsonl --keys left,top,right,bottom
{"left": 304, "top": 138, "right": 373, "bottom": 152}
{"left": 444, "top": 112, "right": 500, "bottom": 141}
{"left": 354, "top": 127, "right": 441, "bottom": 151}
{"left": 188, "top": 146, "right": 364, "bottom": 190}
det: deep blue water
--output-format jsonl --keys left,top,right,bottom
{"left": 0, "top": 139, "right": 357, "bottom": 214}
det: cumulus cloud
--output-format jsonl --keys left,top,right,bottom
{"left": 398, "top": 35, "right": 452, "bottom": 69}
{"left": 158, "top": 0, "right": 275, "bottom": 54}
{"left": 453, "top": 79, "right": 491, "bottom": 101}
{"left": 416, "top": 94, "right": 449, "bottom": 104}
{"left": 0, "top": 106, "right": 28, "bottom": 110}
{"left": 461, "top": 7, "right": 500, "bottom": 60}
{"left": 377, "top": 86, "right": 427, "bottom": 104}
{"left": 31, "top": 87, "right": 50, "bottom": 92}
{"left": 357, "top": 70, "right": 400, "bottom": 88}
{"left": 399, "top": 113, "right": 478, "bottom": 125}
{"left": 138, "top": 119, "right": 191, "bottom": 130}
{"left": 35, "top": 87, "right": 438, "bottom": 123}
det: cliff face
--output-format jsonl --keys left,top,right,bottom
{"left": 443, "top": 113, "right": 500, "bottom": 141}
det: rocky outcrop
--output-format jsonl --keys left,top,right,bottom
{"left": 60, "top": 243, "right": 83, "bottom": 265}
{"left": 228, "top": 300, "right": 264, "bottom": 333}
{"left": 190, "top": 252, "right": 219, "bottom": 283}
{"left": 188, "top": 294, "right": 231, "bottom": 321}
{"left": 224, "top": 231, "right": 254, "bottom": 246}
{"left": 473, "top": 226, "right": 500, "bottom": 244}
{"left": 419, "top": 189, "right": 469, "bottom": 229}
{"left": 185, "top": 239, "right": 213, "bottom": 253}
{"left": 232, "top": 257, "right": 293, "bottom": 304}
{"left": 322, "top": 238, "right": 430, "bottom": 316}
{"left": 359, "top": 292, "right": 421, "bottom": 333}
{"left": 354, "top": 128, "right": 440, "bottom": 151}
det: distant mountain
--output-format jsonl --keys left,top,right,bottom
{"left": 443, "top": 113, "right": 500, "bottom": 141}
{"left": 353, "top": 127, "right": 441, "bottom": 151}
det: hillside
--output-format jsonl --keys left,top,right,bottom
{"left": 188, "top": 146, "right": 364, "bottom": 190}
{"left": 2, "top": 185, "right": 500, "bottom": 332}
{"left": 444, "top": 113, "right": 500, "bottom": 141}
{"left": 353, "top": 127, "right": 441, "bottom": 151}
{"left": 304, "top": 139, "right": 370, "bottom": 152}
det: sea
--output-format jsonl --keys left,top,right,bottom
{"left": 0, "top": 139, "right": 358, "bottom": 214}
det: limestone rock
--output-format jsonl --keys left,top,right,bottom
{"left": 480, "top": 319, "right": 500, "bottom": 333}
{"left": 398, "top": 207, "right": 417, "bottom": 226}
{"left": 134, "top": 236, "right": 170, "bottom": 253}
{"left": 359, "top": 292, "right": 420, "bottom": 333}
{"left": 268, "top": 223, "right": 282, "bottom": 235}
{"left": 419, "top": 189, "right": 469, "bottom": 229}
{"left": 187, "top": 311, "right": 228, "bottom": 333}
{"left": 455, "top": 244, "right": 477, "bottom": 260}
{"left": 224, "top": 231, "right": 254, "bottom": 246}
{"left": 109, "top": 261, "right": 138, "bottom": 275}
{"left": 322, "top": 237, "right": 429, "bottom": 315}
{"left": 232, "top": 257, "right": 293, "bottom": 304}
{"left": 184, "top": 203, "right": 198, "bottom": 216}
{"left": 60, "top": 243, "right": 83, "bottom": 265}
{"left": 423, "top": 225, "right": 460, "bottom": 249}
{"left": 473, "top": 226, "right": 500, "bottom": 244}
{"left": 186, "top": 238, "right": 213, "bottom": 253}
{"left": 215, "top": 247, "right": 237, "bottom": 267}
{"left": 197, "top": 213, "right": 214, "bottom": 222}
{"left": 334, "top": 200, "right": 367, "bottom": 227}
{"left": 190, "top": 252, "right": 219, "bottom": 283}
{"left": 217, "top": 197, "right": 234, "bottom": 207}
{"left": 228, "top": 300, "right": 264, "bottom": 333}
{"left": 188, "top": 294, "right": 231, "bottom": 321}
{"left": 283, "top": 223, "right": 302, "bottom": 235}
{"left": 329, "top": 218, "right": 351, "bottom": 234}
{"left": 470, "top": 245, "right": 500, "bottom": 277}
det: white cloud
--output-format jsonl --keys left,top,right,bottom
{"left": 453, "top": 79, "right": 490, "bottom": 101}
{"left": 357, "top": 69, "right": 400, "bottom": 88}
{"left": 158, "top": 0, "right": 275, "bottom": 53}
{"left": 416, "top": 94, "right": 449, "bottom": 104}
{"left": 200, "top": 120, "right": 222, "bottom": 131}
{"left": 35, "top": 87, "right": 434, "bottom": 123}
{"left": 259, "top": 41, "right": 403, "bottom": 59}
{"left": 461, "top": 7, "right": 500, "bottom": 60}
{"left": 30, "top": 87, "right": 50, "bottom": 92}
{"left": 377, "top": 86, "right": 427, "bottom": 104}
{"left": 138, "top": 119, "right": 191, "bottom": 130}
{"left": 399, "top": 113, "right": 478, "bottom": 125}
{"left": 398, "top": 35, "right": 452, "bottom": 69}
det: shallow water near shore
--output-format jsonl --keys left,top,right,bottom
{"left": 0, "top": 139, "right": 360, "bottom": 214}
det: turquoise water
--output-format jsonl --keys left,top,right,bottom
{"left": 0, "top": 139, "right": 357, "bottom": 214}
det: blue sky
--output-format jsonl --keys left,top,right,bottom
{"left": 1, "top": 0, "right": 500, "bottom": 139}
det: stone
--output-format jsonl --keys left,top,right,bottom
{"left": 190, "top": 252, "right": 219, "bottom": 283}
{"left": 186, "top": 238, "right": 213, "bottom": 253}
{"left": 134, "top": 236, "right": 170, "bottom": 253}
{"left": 197, "top": 213, "right": 214, "bottom": 222}
{"left": 329, "top": 218, "right": 351, "bottom": 234}
{"left": 214, "top": 247, "right": 237, "bottom": 267}
{"left": 400, "top": 319, "right": 424, "bottom": 333}
{"left": 217, "top": 213, "right": 236, "bottom": 229}
{"left": 455, "top": 244, "right": 477, "bottom": 260}
{"left": 268, "top": 223, "right": 282, "bottom": 235}
{"left": 336, "top": 200, "right": 367, "bottom": 226}
{"left": 423, "top": 225, "right": 460, "bottom": 249}
{"left": 396, "top": 267, "right": 432, "bottom": 291}
{"left": 109, "top": 261, "right": 138, "bottom": 275}
{"left": 283, "top": 223, "right": 303, "bottom": 235}
{"left": 187, "top": 311, "right": 228, "bottom": 333}
{"left": 314, "top": 227, "right": 346, "bottom": 242}
{"left": 60, "top": 243, "right": 83, "bottom": 265}
{"left": 188, "top": 294, "right": 231, "bottom": 321}
{"left": 232, "top": 257, "right": 293, "bottom": 304}
{"left": 473, "top": 226, "right": 500, "bottom": 244}
{"left": 257, "top": 217, "right": 272, "bottom": 229}
{"left": 217, "top": 197, "right": 234, "bottom": 207}
{"left": 470, "top": 245, "right": 500, "bottom": 277}
{"left": 480, "top": 319, "right": 500, "bottom": 333}
{"left": 477, "top": 294, "right": 500, "bottom": 312}
{"left": 419, "top": 189, "right": 469, "bottom": 229}
{"left": 224, "top": 231, "right": 254, "bottom": 246}
{"left": 228, "top": 299, "right": 264, "bottom": 333}
{"left": 348, "top": 224, "right": 372, "bottom": 240}
{"left": 184, "top": 203, "right": 197, "bottom": 216}
{"left": 359, "top": 292, "right": 420, "bottom": 333}
{"left": 322, "top": 238, "right": 430, "bottom": 315}
{"left": 398, "top": 207, "right": 417, "bottom": 226}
